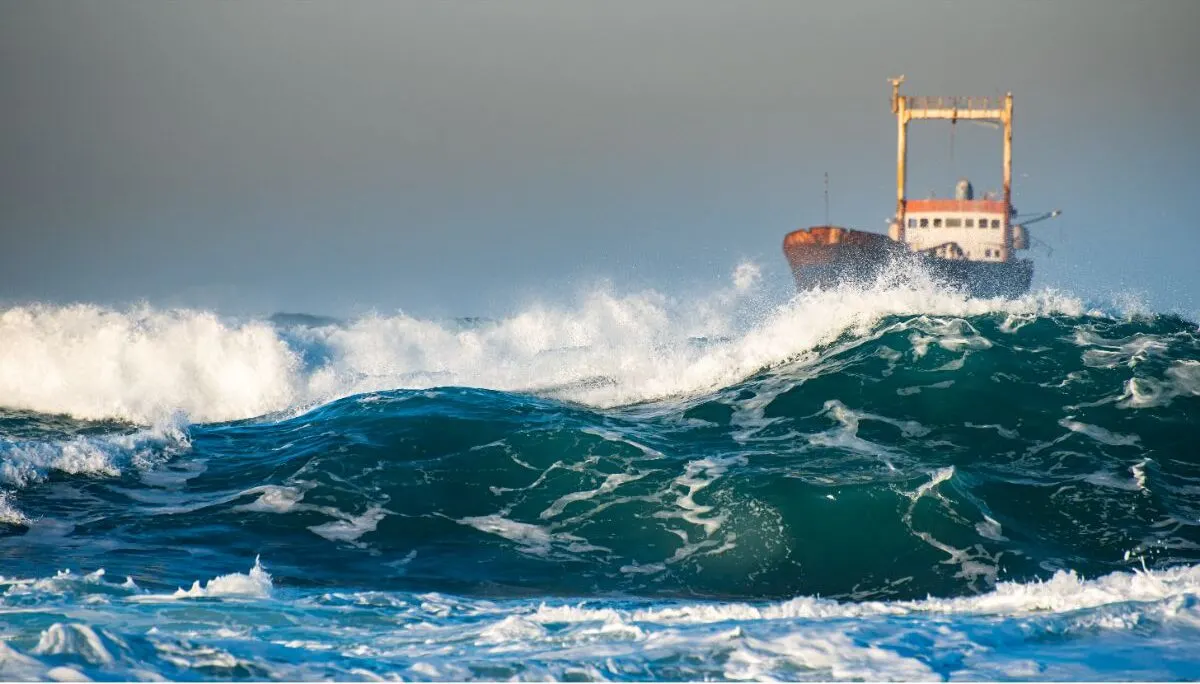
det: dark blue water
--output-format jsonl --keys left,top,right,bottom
{"left": 2, "top": 284, "right": 1199, "bottom": 680}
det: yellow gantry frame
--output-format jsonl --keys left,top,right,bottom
{"left": 889, "top": 76, "right": 1014, "bottom": 251}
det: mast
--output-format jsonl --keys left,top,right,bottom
{"left": 1002, "top": 91, "right": 1014, "bottom": 254}
{"left": 891, "top": 76, "right": 907, "bottom": 242}
{"left": 824, "top": 171, "right": 829, "bottom": 226}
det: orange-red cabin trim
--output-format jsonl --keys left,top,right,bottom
{"left": 904, "top": 199, "right": 1007, "bottom": 214}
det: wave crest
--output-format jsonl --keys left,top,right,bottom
{"left": 0, "top": 275, "right": 1092, "bottom": 424}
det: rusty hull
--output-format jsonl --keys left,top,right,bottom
{"left": 781, "top": 226, "right": 906, "bottom": 290}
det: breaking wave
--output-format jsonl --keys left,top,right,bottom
{"left": 0, "top": 266, "right": 1092, "bottom": 424}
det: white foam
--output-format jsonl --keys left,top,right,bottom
{"left": 458, "top": 513, "right": 610, "bottom": 560}
{"left": 0, "top": 419, "right": 190, "bottom": 508}
{"left": 0, "top": 491, "right": 29, "bottom": 526}
{"left": 903, "top": 466, "right": 953, "bottom": 500}
{"left": 308, "top": 506, "right": 388, "bottom": 543}
{"left": 457, "top": 514, "right": 559, "bottom": 557}
{"left": 46, "top": 666, "right": 90, "bottom": 682}
{"left": 0, "top": 648, "right": 88, "bottom": 684}
{"left": 2, "top": 569, "right": 89, "bottom": 595}
{"left": 725, "top": 631, "right": 936, "bottom": 681}
{"left": 0, "top": 641, "right": 48, "bottom": 681}
{"left": 408, "top": 662, "right": 443, "bottom": 678}
{"left": 1118, "top": 360, "right": 1200, "bottom": 409}
{"left": 126, "top": 557, "right": 272, "bottom": 601}
{"left": 807, "top": 400, "right": 923, "bottom": 468}
{"left": 1059, "top": 417, "right": 1141, "bottom": 447}
{"left": 899, "top": 467, "right": 998, "bottom": 584}
{"left": 654, "top": 455, "right": 743, "bottom": 538}
{"left": 0, "top": 270, "right": 1090, "bottom": 424}
{"left": 32, "top": 623, "right": 120, "bottom": 666}
{"left": 0, "top": 437, "right": 119, "bottom": 489}
{"left": 181, "top": 557, "right": 271, "bottom": 599}
{"left": 1168, "top": 359, "right": 1200, "bottom": 395}
{"left": 524, "top": 564, "right": 1200, "bottom": 628}
{"left": 0, "top": 304, "right": 299, "bottom": 424}
{"left": 1076, "top": 329, "right": 1171, "bottom": 370}
{"left": 975, "top": 515, "right": 1008, "bottom": 541}
{"left": 4, "top": 561, "right": 1182, "bottom": 680}
{"left": 150, "top": 639, "right": 251, "bottom": 673}
{"left": 476, "top": 615, "right": 547, "bottom": 645}
{"left": 1131, "top": 459, "right": 1150, "bottom": 492}
{"left": 539, "top": 472, "right": 645, "bottom": 520}
{"left": 233, "top": 485, "right": 305, "bottom": 514}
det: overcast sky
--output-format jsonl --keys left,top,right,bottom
{"left": 1, "top": 1, "right": 1197, "bottom": 317}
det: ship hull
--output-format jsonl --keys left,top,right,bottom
{"left": 783, "top": 227, "right": 1033, "bottom": 298}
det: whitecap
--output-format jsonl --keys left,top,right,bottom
{"left": 129, "top": 557, "right": 272, "bottom": 602}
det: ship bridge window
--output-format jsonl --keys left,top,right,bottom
{"left": 919, "top": 218, "right": 928, "bottom": 228}
{"left": 946, "top": 218, "right": 962, "bottom": 228}
{"left": 978, "top": 216, "right": 988, "bottom": 227}
{"left": 965, "top": 218, "right": 974, "bottom": 228}
{"left": 907, "top": 218, "right": 916, "bottom": 228}
{"left": 933, "top": 218, "right": 942, "bottom": 228}
{"left": 991, "top": 219, "right": 1001, "bottom": 229}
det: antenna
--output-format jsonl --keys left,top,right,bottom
{"left": 824, "top": 171, "right": 830, "bottom": 226}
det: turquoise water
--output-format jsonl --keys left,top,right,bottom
{"left": 1, "top": 280, "right": 1199, "bottom": 680}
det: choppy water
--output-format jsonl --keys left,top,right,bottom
{"left": 2, "top": 272, "right": 1199, "bottom": 680}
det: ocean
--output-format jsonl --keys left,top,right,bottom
{"left": 1, "top": 270, "right": 1199, "bottom": 681}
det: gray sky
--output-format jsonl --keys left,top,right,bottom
{"left": 2, "top": 1, "right": 1198, "bottom": 317}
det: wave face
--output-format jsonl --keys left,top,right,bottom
{"left": 2, "top": 277, "right": 1200, "bottom": 680}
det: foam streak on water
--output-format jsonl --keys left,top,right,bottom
{"left": 1, "top": 269, "right": 1199, "bottom": 680}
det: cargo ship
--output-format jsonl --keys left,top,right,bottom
{"left": 783, "top": 77, "right": 1059, "bottom": 298}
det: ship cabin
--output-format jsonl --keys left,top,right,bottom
{"left": 895, "top": 179, "right": 1025, "bottom": 263}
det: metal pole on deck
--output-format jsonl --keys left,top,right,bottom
{"left": 824, "top": 172, "right": 829, "bottom": 226}
{"left": 1002, "top": 91, "right": 1014, "bottom": 257}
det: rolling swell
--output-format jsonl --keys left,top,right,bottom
{"left": 2, "top": 301, "right": 1198, "bottom": 603}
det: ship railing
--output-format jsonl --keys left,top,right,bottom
{"left": 904, "top": 95, "right": 1005, "bottom": 111}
